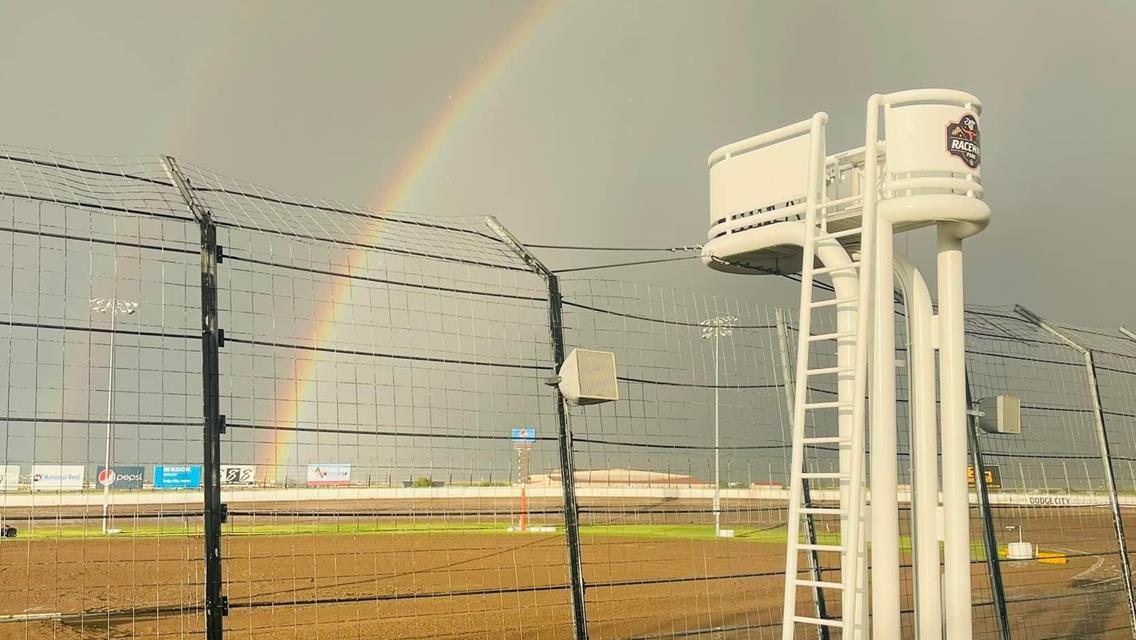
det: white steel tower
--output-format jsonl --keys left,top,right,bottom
{"left": 702, "top": 90, "right": 989, "bottom": 640}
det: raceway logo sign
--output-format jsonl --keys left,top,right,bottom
{"left": 946, "top": 113, "right": 981, "bottom": 169}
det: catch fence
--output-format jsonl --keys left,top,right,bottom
{"left": 0, "top": 146, "right": 1134, "bottom": 639}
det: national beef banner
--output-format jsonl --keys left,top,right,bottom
{"left": 31, "top": 465, "right": 84, "bottom": 491}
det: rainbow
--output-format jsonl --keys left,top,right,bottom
{"left": 260, "top": 1, "right": 560, "bottom": 475}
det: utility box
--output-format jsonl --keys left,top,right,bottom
{"left": 1007, "top": 541, "right": 1034, "bottom": 560}
{"left": 558, "top": 349, "right": 619, "bottom": 406}
{"left": 977, "top": 395, "right": 1021, "bottom": 435}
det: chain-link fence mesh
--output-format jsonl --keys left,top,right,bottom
{"left": 1, "top": 147, "right": 1134, "bottom": 639}
{"left": 0, "top": 147, "right": 206, "bottom": 637}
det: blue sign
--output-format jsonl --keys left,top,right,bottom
{"left": 153, "top": 465, "right": 202, "bottom": 489}
{"left": 511, "top": 428, "right": 536, "bottom": 442}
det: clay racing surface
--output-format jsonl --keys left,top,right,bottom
{"left": 0, "top": 498, "right": 1131, "bottom": 639}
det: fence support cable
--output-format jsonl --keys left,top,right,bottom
{"left": 484, "top": 216, "right": 589, "bottom": 640}
{"left": 164, "top": 156, "right": 227, "bottom": 640}
{"left": 1015, "top": 305, "right": 1136, "bottom": 637}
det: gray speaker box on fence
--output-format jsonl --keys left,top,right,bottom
{"left": 977, "top": 395, "right": 1021, "bottom": 435}
{"left": 557, "top": 349, "right": 618, "bottom": 406}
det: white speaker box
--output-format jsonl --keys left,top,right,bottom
{"left": 557, "top": 349, "right": 618, "bottom": 406}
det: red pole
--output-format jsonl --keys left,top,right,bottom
{"left": 519, "top": 485, "right": 528, "bottom": 532}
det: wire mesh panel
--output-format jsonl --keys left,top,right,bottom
{"left": 0, "top": 148, "right": 205, "bottom": 639}
{"left": 560, "top": 279, "right": 791, "bottom": 639}
{"left": 1052, "top": 322, "right": 1136, "bottom": 636}
{"left": 171, "top": 162, "right": 573, "bottom": 639}
{"left": 3, "top": 145, "right": 1136, "bottom": 640}
{"left": 965, "top": 306, "right": 1133, "bottom": 639}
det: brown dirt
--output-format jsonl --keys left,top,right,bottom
{"left": 0, "top": 499, "right": 1132, "bottom": 639}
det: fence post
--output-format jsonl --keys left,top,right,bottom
{"left": 774, "top": 308, "right": 829, "bottom": 638}
{"left": 485, "top": 217, "right": 589, "bottom": 640}
{"left": 965, "top": 377, "right": 1011, "bottom": 640}
{"left": 164, "top": 157, "right": 227, "bottom": 640}
{"left": 1015, "top": 305, "right": 1136, "bottom": 637}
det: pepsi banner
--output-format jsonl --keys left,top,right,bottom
{"left": 96, "top": 465, "right": 145, "bottom": 490}
{"left": 153, "top": 465, "right": 202, "bottom": 489}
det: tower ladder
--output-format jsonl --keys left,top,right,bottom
{"left": 781, "top": 112, "right": 877, "bottom": 640}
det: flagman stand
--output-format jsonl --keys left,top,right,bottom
{"left": 511, "top": 427, "right": 535, "bottom": 532}
{"left": 702, "top": 89, "right": 990, "bottom": 640}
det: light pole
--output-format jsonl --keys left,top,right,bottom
{"left": 90, "top": 297, "right": 138, "bottom": 534}
{"left": 1005, "top": 524, "right": 1024, "bottom": 545}
{"left": 701, "top": 315, "right": 736, "bottom": 537}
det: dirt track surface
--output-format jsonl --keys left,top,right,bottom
{"left": 0, "top": 499, "right": 1133, "bottom": 639}
{"left": 0, "top": 532, "right": 785, "bottom": 640}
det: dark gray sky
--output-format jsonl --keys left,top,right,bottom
{"left": 2, "top": 0, "right": 1134, "bottom": 327}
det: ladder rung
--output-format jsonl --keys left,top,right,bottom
{"left": 803, "top": 401, "right": 852, "bottom": 410}
{"left": 816, "top": 227, "right": 862, "bottom": 241}
{"left": 805, "top": 366, "right": 854, "bottom": 376}
{"left": 795, "top": 579, "right": 844, "bottom": 590}
{"left": 801, "top": 472, "right": 845, "bottom": 479}
{"left": 807, "top": 330, "right": 855, "bottom": 342}
{"left": 803, "top": 436, "right": 848, "bottom": 445}
{"left": 794, "top": 615, "right": 844, "bottom": 628}
{"left": 807, "top": 296, "right": 858, "bottom": 309}
{"left": 800, "top": 507, "right": 845, "bottom": 516}
{"left": 812, "top": 261, "right": 860, "bottom": 276}
{"left": 798, "top": 543, "right": 843, "bottom": 553}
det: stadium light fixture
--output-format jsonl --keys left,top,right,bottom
{"left": 90, "top": 297, "right": 138, "bottom": 535}
{"left": 701, "top": 315, "right": 736, "bottom": 538}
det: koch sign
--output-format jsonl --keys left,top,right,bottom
{"left": 221, "top": 465, "right": 256, "bottom": 486}
{"left": 96, "top": 465, "right": 145, "bottom": 490}
{"left": 511, "top": 428, "right": 537, "bottom": 442}
{"left": 306, "top": 464, "right": 351, "bottom": 486}
{"left": 31, "top": 465, "right": 85, "bottom": 491}
{"left": 153, "top": 465, "right": 203, "bottom": 489}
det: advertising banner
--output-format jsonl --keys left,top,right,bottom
{"left": 96, "top": 465, "right": 145, "bottom": 490}
{"left": 511, "top": 427, "right": 537, "bottom": 442}
{"left": 153, "top": 465, "right": 203, "bottom": 489}
{"left": 31, "top": 465, "right": 85, "bottom": 491}
{"left": 221, "top": 465, "right": 257, "bottom": 486}
{"left": 967, "top": 464, "right": 1002, "bottom": 489}
{"left": 0, "top": 465, "right": 19, "bottom": 491}
{"left": 306, "top": 464, "right": 351, "bottom": 486}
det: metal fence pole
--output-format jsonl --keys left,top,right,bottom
{"left": 774, "top": 308, "right": 829, "bottom": 638}
{"left": 1015, "top": 305, "right": 1136, "bottom": 637}
{"left": 965, "top": 377, "right": 1011, "bottom": 640}
{"left": 485, "top": 217, "right": 589, "bottom": 640}
{"left": 164, "top": 157, "right": 227, "bottom": 640}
